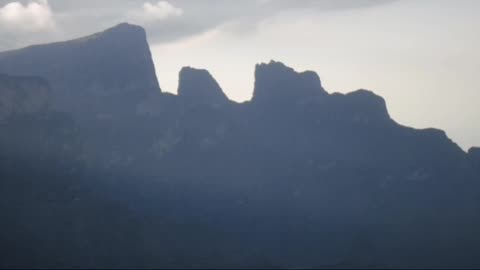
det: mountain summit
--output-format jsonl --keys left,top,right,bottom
{"left": 177, "top": 67, "right": 229, "bottom": 105}
{"left": 252, "top": 60, "right": 327, "bottom": 106}
{"left": 0, "top": 23, "right": 160, "bottom": 118}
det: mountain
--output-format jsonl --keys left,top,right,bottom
{"left": 252, "top": 60, "right": 327, "bottom": 107}
{"left": 247, "top": 61, "right": 464, "bottom": 171}
{"left": 0, "top": 24, "right": 479, "bottom": 269}
{"left": 0, "top": 23, "right": 160, "bottom": 119}
{"left": 177, "top": 67, "right": 229, "bottom": 105}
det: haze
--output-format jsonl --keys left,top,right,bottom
{"left": 0, "top": 0, "right": 478, "bottom": 150}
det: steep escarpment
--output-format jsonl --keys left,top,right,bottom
{"left": 0, "top": 23, "right": 160, "bottom": 118}
{"left": 177, "top": 67, "right": 229, "bottom": 106}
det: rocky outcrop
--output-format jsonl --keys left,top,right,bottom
{"left": 252, "top": 60, "right": 327, "bottom": 106}
{"left": 0, "top": 23, "right": 160, "bottom": 118}
{"left": 177, "top": 67, "right": 229, "bottom": 105}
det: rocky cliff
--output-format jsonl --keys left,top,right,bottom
{"left": 0, "top": 23, "right": 160, "bottom": 118}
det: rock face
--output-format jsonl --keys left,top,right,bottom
{"left": 0, "top": 23, "right": 160, "bottom": 118}
{"left": 0, "top": 74, "right": 50, "bottom": 120}
{"left": 252, "top": 60, "right": 327, "bottom": 106}
{"left": 177, "top": 67, "right": 229, "bottom": 105}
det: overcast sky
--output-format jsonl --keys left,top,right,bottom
{"left": 0, "top": 0, "right": 479, "bottom": 150}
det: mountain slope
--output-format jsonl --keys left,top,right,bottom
{"left": 0, "top": 23, "right": 160, "bottom": 118}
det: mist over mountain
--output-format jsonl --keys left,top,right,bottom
{"left": 1, "top": 23, "right": 479, "bottom": 269}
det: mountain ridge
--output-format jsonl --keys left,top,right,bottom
{"left": 0, "top": 23, "right": 146, "bottom": 58}
{"left": 0, "top": 23, "right": 479, "bottom": 269}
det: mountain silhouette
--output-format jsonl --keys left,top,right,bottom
{"left": 0, "top": 23, "right": 160, "bottom": 118}
{"left": 178, "top": 67, "right": 230, "bottom": 106}
{"left": 252, "top": 60, "right": 327, "bottom": 107}
{"left": 0, "top": 23, "right": 479, "bottom": 269}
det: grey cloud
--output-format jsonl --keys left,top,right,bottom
{"left": 0, "top": 0, "right": 396, "bottom": 51}
{"left": 143, "top": 0, "right": 397, "bottom": 43}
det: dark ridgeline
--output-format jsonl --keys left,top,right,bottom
{"left": 0, "top": 23, "right": 479, "bottom": 269}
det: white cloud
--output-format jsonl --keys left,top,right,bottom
{"left": 132, "top": 1, "right": 183, "bottom": 24}
{"left": 0, "top": 0, "right": 55, "bottom": 32}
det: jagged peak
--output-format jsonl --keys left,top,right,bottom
{"left": 252, "top": 60, "right": 327, "bottom": 105}
{"left": 177, "top": 66, "right": 228, "bottom": 105}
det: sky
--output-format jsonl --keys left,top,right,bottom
{"left": 0, "top": 0, "right": 479, "bottom": 150}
